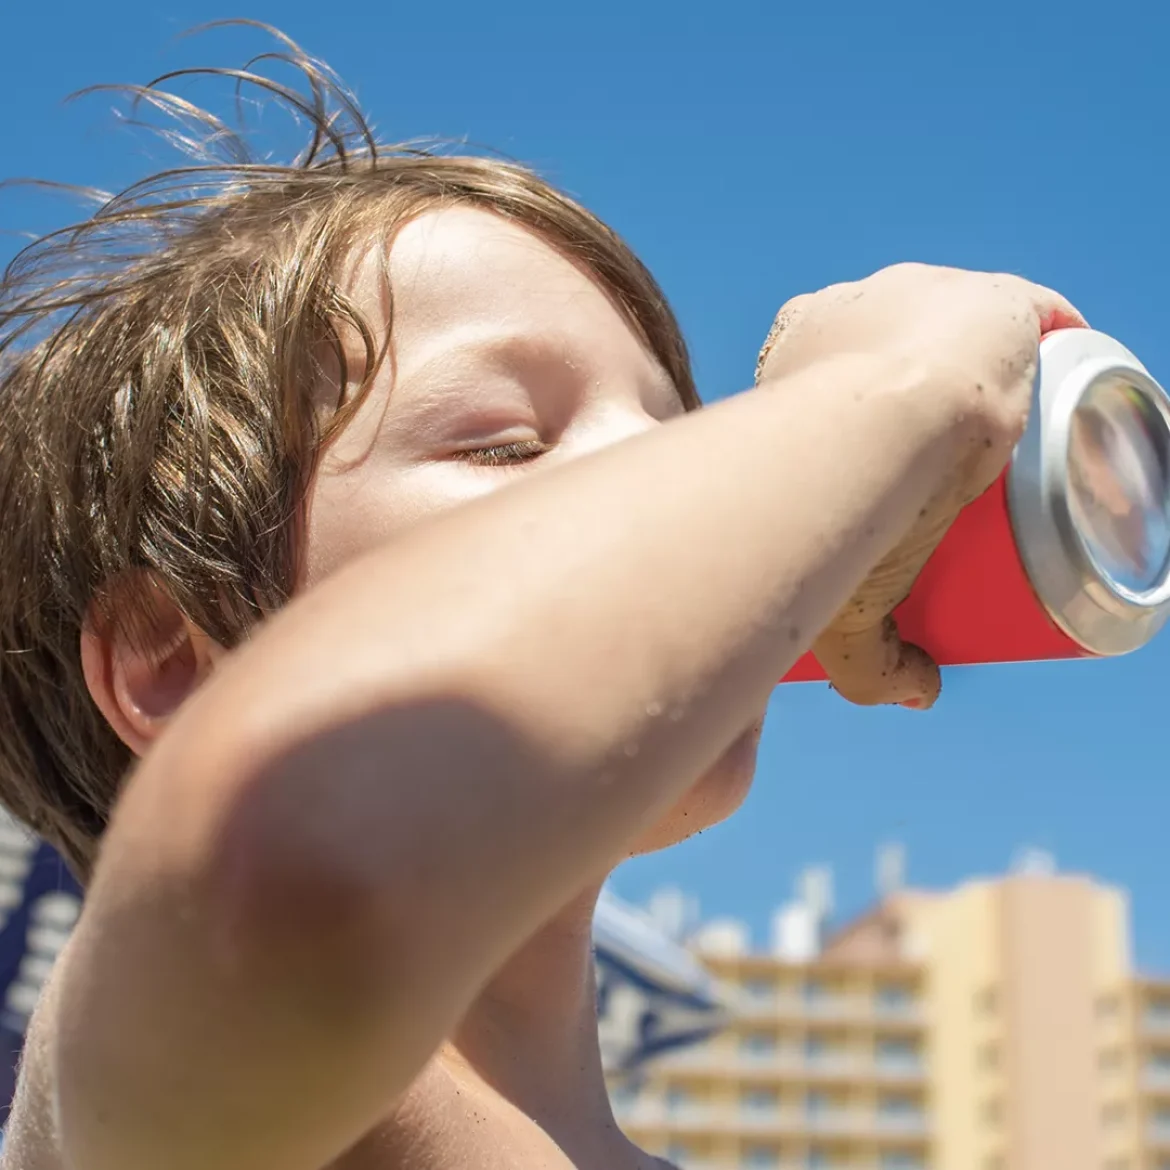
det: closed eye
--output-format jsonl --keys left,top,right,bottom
{"left": 453, "top": 439, "right": 549, "bottom": 467}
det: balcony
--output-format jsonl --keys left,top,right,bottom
{"left": 732, "top": 991, "right": 924, "bottom": 1027}
{"left": 872, "top": 1057, "right": 927, "bottom": 1084}
{"left": 873, "top": 1113, "right": 930, "bottom": 1138}
{"left": 650, "top": 1045, "right": 925, "bottom": 1084}
{"left": 614, "top": 1100, "right": 930, "bottom": 1142}
{"left": 1145, "top": 1008, "right": 1170, "bottom": 1036}
{"left": 661, "top": 1157, "right": 921, "bottom": 1170}
{"left": 1148, "top": 1120, "right": 1170, "bottom": 1147}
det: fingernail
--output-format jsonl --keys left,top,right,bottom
{"left": 901, "top": 698, "right": 924, "bottom": 710}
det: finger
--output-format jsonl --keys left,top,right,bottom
{"left": 814, "top": 616, "right": 941, "bottom": 710}
{"left": 755, "top": 282, "right": 867, "bottom": 383}
{"left": 997, "top": 275, "right": 1089, "bottom": 335}
{"left": 755, "top": 293, "right": 814, "bottom": 382}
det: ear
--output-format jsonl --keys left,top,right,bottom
{"left": 80, "top": 578, "right": 223, "bottom": 757}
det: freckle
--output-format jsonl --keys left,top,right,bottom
{"left": 984, "top": 438, "right": 993, "bottom": 448}
{"left": 788, "top": 626, "right": 800, "bottom": 642}
{"left": 919, "top": 507, "right": 927, "bottom": 518}
{"left": 976, "top": 383, "right": 984, "bottom": 393}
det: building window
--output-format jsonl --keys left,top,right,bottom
{"left": 744, "top": 977, "right": 776, "bottom": 1002}
{"left": 740, "top": 1031, "right": 778, "bottom": 1059}
{"left": 741, "top": 1145, "right": 781, "bottom": 1168}
{"left": 875, "top": 984, "right": 914, "bottom": 1015}
{"left": 977, "top": 1043, "right": 999, "bottom": 1071}
{"left": 741, "top": 1087, "right": 780, "bottom": 1115}
{"left": 880, "top": 1154, "right": 924, "bottom": 1170}
{"left": 666, "top": 1141, "right": 695, "bottom": 1166}
{"left": 974, "top": 987, "right": 998, "bottom": 1016}
{"left": 665, "top": 1085, "right": 693, "bottom": 1115}
{"left": 806, "top": 1147, "right": 830, "bottom": 1170}
{"left": 878, "top": 1094, "right": 921, "bottom": 1117}
{"left": 1149, "top": 999, "right": 1170, "bottom": 1028}
{"left": 805, "top": 1033, "right": 828, "bottom": 1065}
{"left": 876, "top": 1037, "right": 921, "bottom": 1071}
{"left": 981, "top": 1098, "right": 1001, "bottom": 1128}
{"left": 805, "top": 1090, "right": 829, "bottom": 1118}
{"left": 1149, "top": 1049, "right": 1170, "bottom": 1074}
{"left": 804, "top": 979, "right": 826, "bottom": 1003}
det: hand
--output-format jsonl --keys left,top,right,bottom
{"left": 756, "top": 262, "right": 1087, "bottom": 709}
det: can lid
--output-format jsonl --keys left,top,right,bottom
{"left": 1008, "top": 329, "right": 1170, "bottom": 656}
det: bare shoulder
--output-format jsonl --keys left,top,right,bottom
{"left": 2, "top": 971, "right": 67, "bottom": 1170}
{"left": 4, "top": 979, "right": 666, "bottom": 1170}
{"left": 329, "top": 1052, "right": 578, "bottom": 1169}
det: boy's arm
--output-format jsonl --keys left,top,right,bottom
{"left": 46, "top": 357, "right": 972, "bottom": 1170}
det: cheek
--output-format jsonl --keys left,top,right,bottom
{"left": 300, "top": 461, "right": 507, "bottom": 589}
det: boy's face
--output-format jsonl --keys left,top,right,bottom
{"left": 303, "top": 206, "right": 763, "bottom": 854}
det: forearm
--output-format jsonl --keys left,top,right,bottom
{"left": 58, "top": 352, "right": 964, "bottom": 1169}
{"left": 193, "top": 354, "right": 960, "bottom": 937}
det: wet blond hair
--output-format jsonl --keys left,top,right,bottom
{"left": 0, "top": 23, "right": 698, "bottom": 880}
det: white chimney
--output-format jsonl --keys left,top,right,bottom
{"left": 799, "top": 865, "right": 834, "bottom": 919}
{"left": 876, "top": 842, "right": 906, "bottom": 898}
{"left": 692, "top": 918, "right": 750, "bottom": 957}
{"left": 646, "top": 886, "right": 699, "bottom": 942}
{"left": 1012, "top": 847, "right": 1057, "bottom": 877}
{"left": 771, "top": 901, "right": 819, "bottom": 961}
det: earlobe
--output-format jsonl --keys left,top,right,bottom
{"left": 80, "top": 584, "right": 219, "bottom": 757}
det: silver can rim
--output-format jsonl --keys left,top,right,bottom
{"left": 1007, "top": 329, "right": 1170, "bottom": 656}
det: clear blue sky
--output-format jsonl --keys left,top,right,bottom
{"left": 4, "top": 2, "right": 1169, "bottom": 967}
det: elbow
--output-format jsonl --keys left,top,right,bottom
{"left": 200, "top": 740, "right": 411, "bottom": 1013}
{"left": 191, "top": 690, "right": 527, "bottom": 1003}
{"left": 124, "top": 653, "right": 557, "bottom": 1015}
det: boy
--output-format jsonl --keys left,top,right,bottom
{"left": 0, "top": 27, "right": 1083, "bottom": 1170}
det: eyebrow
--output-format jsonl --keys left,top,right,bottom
{"left": 401, "top": 329, "right": 587, "bottom": 386}
{"left": 391, "top": 326, "right": 683, "bottom": 429}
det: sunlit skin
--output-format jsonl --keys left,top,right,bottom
{"left": 7, "top": 203, "right": 1084, "bottom": 1170}
{"left": 300, "top": 212, "right": 764, "bottom": 1170}
{"left": 306, "top": 208, "right": 766, "bottom": 860}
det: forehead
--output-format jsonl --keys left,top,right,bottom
{"left": 342, "top": 205, "right": 670, "bottom": 385}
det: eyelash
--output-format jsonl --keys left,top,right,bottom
{"left": 455, "top": 439, "right": 549, "bottom": 467}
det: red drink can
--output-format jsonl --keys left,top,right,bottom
{"left": 782, "top": 329, "right": 1170, "bottom": 682}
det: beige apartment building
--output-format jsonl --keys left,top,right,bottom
{"left": 611, "top": 862, "right": 1170, "bottom": 1170}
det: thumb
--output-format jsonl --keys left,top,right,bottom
{"left": 814, "top": 616, "right": 940, "bottom": 710}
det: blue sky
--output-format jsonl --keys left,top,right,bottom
{"left": 4, "top": 1, "right": 1169, "bottom": 967}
